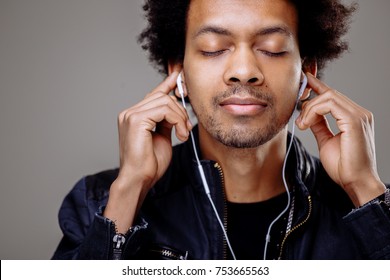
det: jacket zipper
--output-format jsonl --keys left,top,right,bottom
{"left": 214, "top": 162, "right": 228, "bottom": 259}
{"left": 150, "top": 248, "right": 188, "bottom": 260}
{"left": 112, "top": 233, "right": 126, "bottom": 260}
{"left": 112, "top": 222, "right": 148, "bottom": 260}
{"left": 277, "top": 195, "right": 312, "bottom": 259}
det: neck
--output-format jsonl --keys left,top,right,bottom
{"left": 198, "top": 125, "right": 288, "bottom": 203}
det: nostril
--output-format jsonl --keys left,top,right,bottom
{"left": 229, "top": 77, "right": 240, "bottom": 83}
{"left": 248, "top": 77, "right": 259, "bottom": 83}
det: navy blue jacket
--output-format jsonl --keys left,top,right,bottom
{"left": 53, "top": 133, "right": 390, "bottom": 259}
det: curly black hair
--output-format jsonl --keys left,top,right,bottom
{"left": 138, "top": 0, "right": 357, "bottom": 75}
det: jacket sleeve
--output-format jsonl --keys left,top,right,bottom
{"left": 343, "top": 185, "right": 390, "bottom": 259}
{"left": 52, "top": 177, "right": 147, "bottom": 259}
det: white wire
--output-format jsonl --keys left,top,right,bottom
{"left": 263, "top": 75, "right": 307, "bottom": 260}
{"left": 262, "top": 118, "right": 295, "bottom": 260}
{"left": 178, "top": 81, "right": 237, "bottom": 260}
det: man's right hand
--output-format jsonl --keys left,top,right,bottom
{"left": 104, "top": 71, "right": 192, "bottom": 233}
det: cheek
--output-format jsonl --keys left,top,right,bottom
{"left": 183, "top": 74, "right": 207, "bottom": 112}
{"left": 268, "top": 66, "right": 301, "bottom": 105}
{"left": 183, "top": 48, "right": 224, "bottom": 93}
{"left": 183, "top": 66, "right": 219, "bottom": 109}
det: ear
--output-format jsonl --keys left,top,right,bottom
{"left": 300, "top": 59, "right": 317, "bottom": 100}
{"left": 302, "top": 59, "right": 317, "bottom": 77}
{"left": 168, "top": 61, "right": 186, "bottom": 98}
{"left": 168, "top": 61, "right": 183, "bottom": 75}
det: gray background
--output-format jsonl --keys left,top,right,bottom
{"left": 0, "top": 0, "right": 389, "bottom": 259}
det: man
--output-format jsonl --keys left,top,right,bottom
{"left": 53, "top": 0, "right": 390, "bottom": 260}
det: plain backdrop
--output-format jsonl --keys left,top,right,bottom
{"left": 0, "top": 0, "right": 389, "bottom": 259}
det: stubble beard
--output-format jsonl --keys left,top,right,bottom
{"left": 204, "top": 113, "right": 286, "bottom": 149}
{"left": 190, "top": 85, "right": 294, "bottom": 149}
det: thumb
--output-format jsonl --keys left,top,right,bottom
{"left": 155, "top": 121, "right": 173, "bottom": 142}
{"left": 309, "top": 115, "right": 334, "bottom": 150}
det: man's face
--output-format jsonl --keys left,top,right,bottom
{"left": 183, "top": 0, "right": 302, "bottom": 148}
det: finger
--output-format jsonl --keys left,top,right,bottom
{"left": 155, "top": 120, "right": 174, "bottom": 142}
{"left": 147, "top": 106, "right": 190, "bottom": 142}
{"left": 305, "top": 72, "right": 332, "bottom": 95}
{"left": 145, "top": 71, "right": 180, "bottom": 99}
{"left": 131, "top": 94, "right": 187, "bottom": 120}
{"left": 124, "top": 94, "right": 192, "bottom": 131}
{"left": 308, "top": 116, "right": 334, "bottom": 150}
{"left": 120, "top": 81, "right": 178, "bottom": 117}
{"left": 306, "top": 73, "right": 363, "bottom": 109}
{"left": 298, "top": 90, "right": 372, "bottom": 133}
{"left": 298, "top": 97, "right": 350, "bottom": 130}
{"left": 123, "top": 105, "right": 190, "bottom": 141}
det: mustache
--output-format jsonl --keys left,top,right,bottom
{"left": 213, "top": 84, "right": 274, "bottom": 106}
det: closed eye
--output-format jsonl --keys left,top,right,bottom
{"left": 201, "top": 50, "right": 226, "bottom": 57}
{"left": 261, "top": 50, "right": 287, "bottom": 57}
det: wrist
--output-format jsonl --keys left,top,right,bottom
{"left": 104, "top": 176, "right": 150, "bottom": 234}
{"left": 345, "top": 178, "right": 386, "bottom": 207}
{"left": 116, "top": 166, "right": 155, "bottom": 191}
{"left": 112, "top": 174, "right": 151, "bottom": 195}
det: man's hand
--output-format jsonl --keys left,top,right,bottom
{"left": 104, "top": 71, "right": 192, "bottom": 233}
{"left": 117, "top": 71, "right": 191, "bottom": 188}
{"left": 296, "top": 73, "right": 385, "bottom": 207}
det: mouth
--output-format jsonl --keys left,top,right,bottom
{"left": 219, "top": 97, "right": 268, "bottom": 116}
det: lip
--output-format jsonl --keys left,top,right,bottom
{"left": 220, "top": 97, "right": 268, "bottom": 115}
{"left": 220, "top": 97, "right": 267, "bottom": 106}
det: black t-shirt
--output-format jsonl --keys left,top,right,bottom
{"left": 226, "top": 192, "right": 288, "bottom": 259}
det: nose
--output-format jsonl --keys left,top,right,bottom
{"left": 223, "top": 47, "right": 264, "bottom": 86}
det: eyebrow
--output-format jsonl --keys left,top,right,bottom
{"left": 256, "top": 26, "right": 293, "bottom": 37}
{"left": 194, "top": 26, "right": 232, "bottom": 38}
{"left": 193, "top": 25, "right": 293, "bottom": 39}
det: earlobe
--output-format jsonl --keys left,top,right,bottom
{"left": 300, "top": 87, "right": 311, "bottom": 101}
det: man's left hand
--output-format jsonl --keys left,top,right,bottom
{"left": 296, "top": 73, "right": 386, "bottom": 207}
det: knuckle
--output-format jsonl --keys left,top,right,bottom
{"left": 152, "top": 90, "right": 166, "bottom": 98}
{"left": 118, "top": 109, "right": 138, "bottom": 126}
{"left": 329, "top": 89, "right": 340, "bottom": 96}
{"left": 161, "top": 94, "right": 174, "bottom": 104}
{"left": 333, "top": 89, "right": 341, "bottom": 95}
{"left": 323, "top": 89, "right": 338, "bottom": 100}
{"left": 118, "top": 106, "right": 137, "bottom": 121}
{"left": 363, "top": 111, "right": 374, "bottom": 123}
{"left": 126, "top": 112, "right": 140, "bottom": 125}
{"left": 325, "top": 97, "right": 337, "bottom": 107}
{"left": 145, "top": 90, "right": 163, "bottom": 99}
{"left": 118, "top": 110, "right": 127, "bottom": 122}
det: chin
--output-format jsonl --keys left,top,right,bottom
{"left": 210, "top": 123, "right": 285, "bottom": 149}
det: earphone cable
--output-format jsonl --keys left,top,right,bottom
{"left": 180, "top": 92, "right": 237, "bottom": 260}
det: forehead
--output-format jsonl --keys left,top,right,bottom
{"left": 187, "top": 0, "right": 298, "bottom": 39}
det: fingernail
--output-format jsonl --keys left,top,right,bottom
{"left": 187, "top": 119, "right": 193, "bottom": 130}
{"left": 296, "top": 117, "right": 304, "bottom": 128}
{"left": 182, "top": 131, "right": 189, "bottom": 141}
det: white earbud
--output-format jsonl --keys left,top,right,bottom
{"left": 298, "top": 73, "right": 308, "bottom": 100}
{"left": 176, "top": 72, "right": 185, "bottom": 100}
